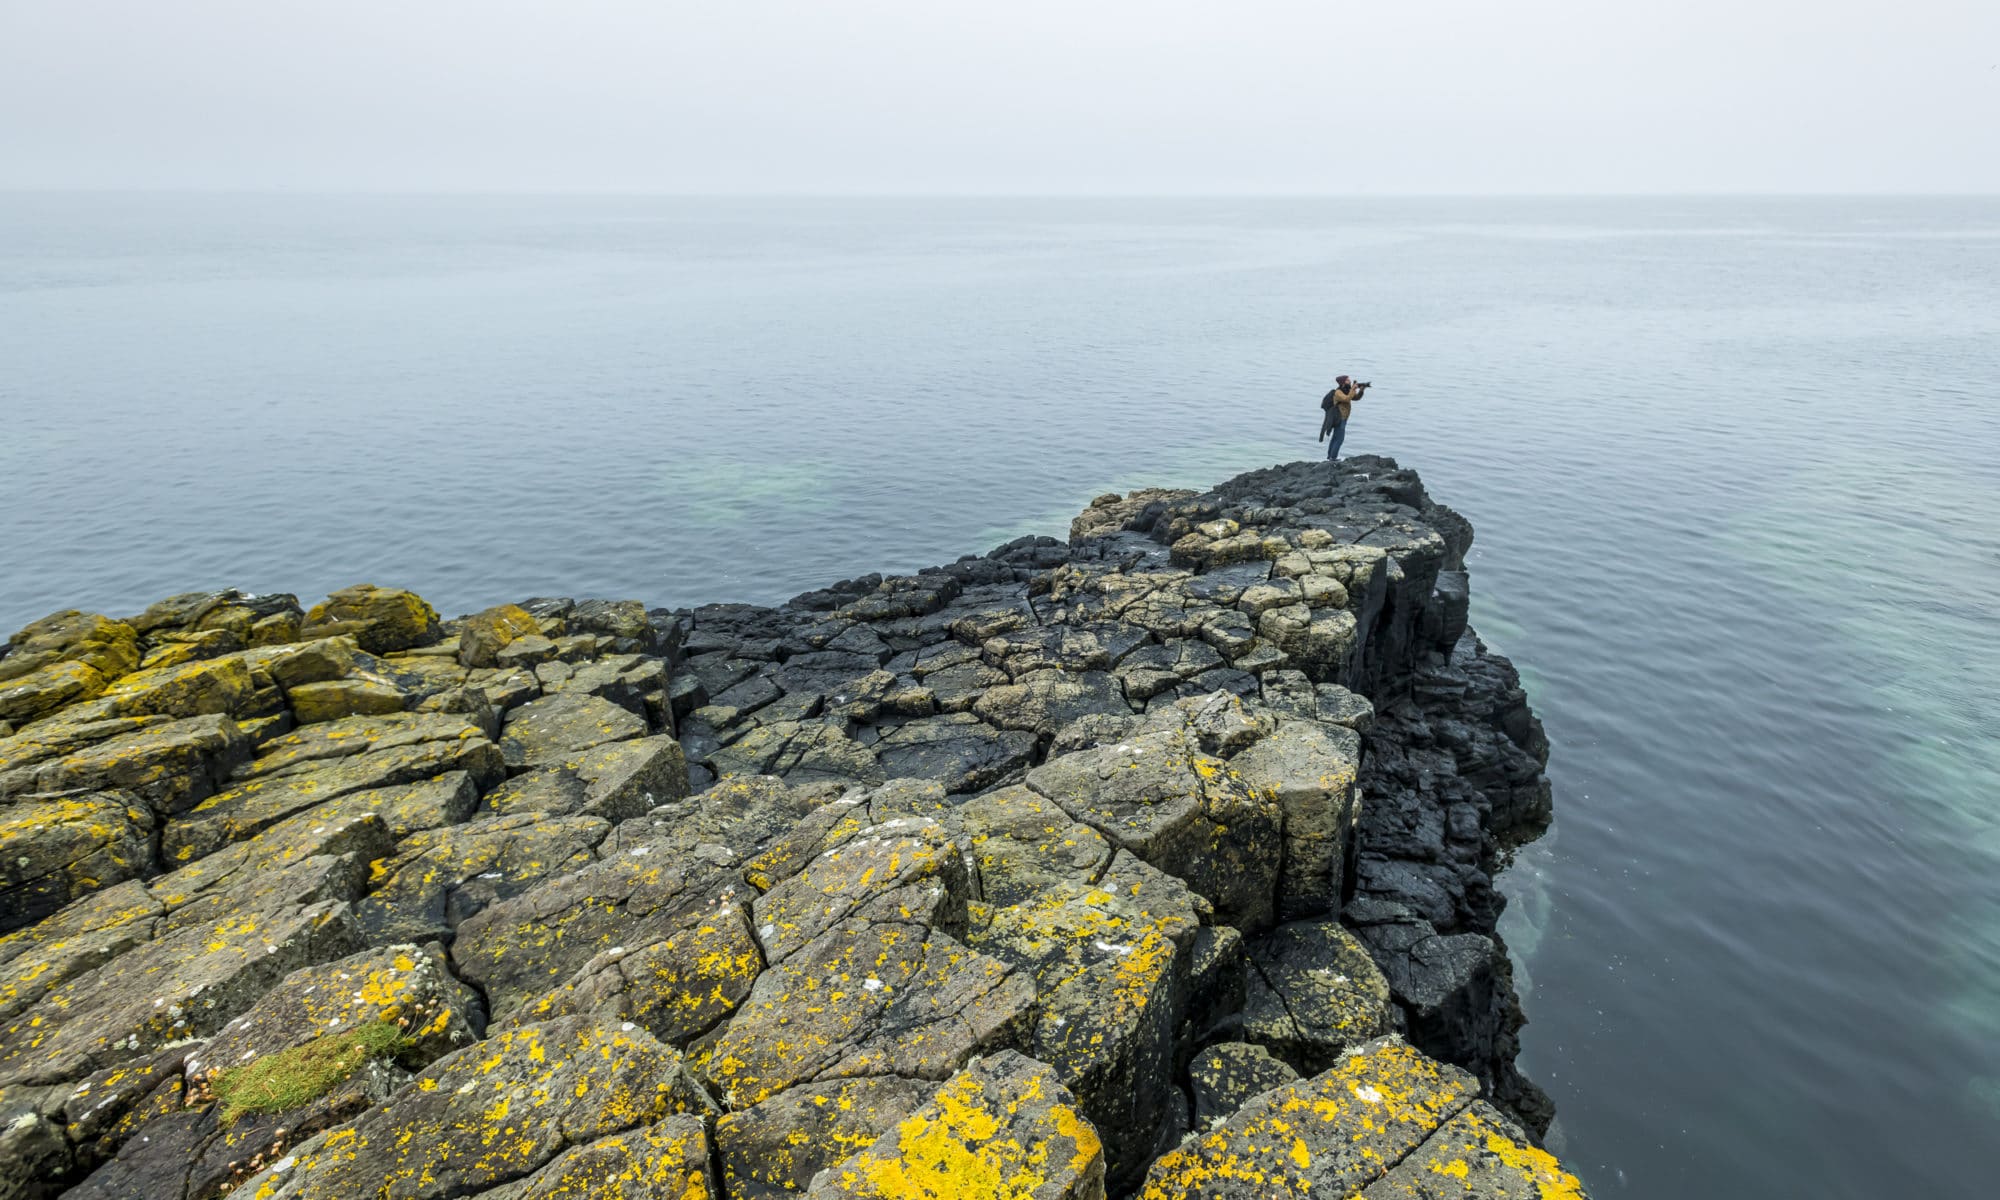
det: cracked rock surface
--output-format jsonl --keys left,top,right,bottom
{"left": 0, "top": 457, "right": 1583, "bottom": 1198}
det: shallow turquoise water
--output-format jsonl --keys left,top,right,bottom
{"left": 3, "top": 195, "right": 1997, "bottom": 1196}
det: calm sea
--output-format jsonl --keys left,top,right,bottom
{"left": 3, "top": 194, "right": 1997, "bottom": 1197}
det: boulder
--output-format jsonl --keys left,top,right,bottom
{"left": 302, "top": 585, "right": 441, "bottom": 655}
{"left": 457, "top": 603, "right": 543, "bottom": 669}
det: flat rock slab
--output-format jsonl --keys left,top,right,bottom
{"left": 499, "top": 693, "right": 648, "bottom": 769}
{"left": 0, "top": 880, "right": 163, "bottom": 1028}
{"left": 752, "top": 818, "right": 968, "bottom": 965}
{"left": 482, "top": 734, "right": 687, "bottom": 822}
{"left": 1, "top": 713, "right": 250, "bottom": 816}
{"left": 146, "top": 807, "right": 392, "bottom": 912}
{"left": 971, "top": 669, "right": 1129, "bottom": 737}
{"left": 715, "top": 1075, "right": 935, "bottom": 1200}
{"left": 700, "top": 918, "right": 1032, "bottom": 1110}
{"left": 1360, "top": 1100, "right": 1590, "bottom": 1199}
{"left": 0, "top": 791, "right": 154, "bottom": 933}
{"left": 874, "top": 713, "right": 1035, "bottom": 794}
{"left": 354, "top": 812, "right": 609, "bottom": 944}
{"left": 234, "top": 711, "right": 488, "bottom": 781}
{"left": 499, "top": 904, "right": 763, "bottom": 1050}
{"left": 479, "top": 1113, "right": 717, "bottom": 1200}
{"left": 165, "top": 726, "right": 503, "bottom": 865}
{"left": 956, "top": 785, "right": 1113, "bottom": 909}
{"left": 1026, "top": 729, "right": 1281, "bottom": 933}
{"left": 452, "top": 822, "right": 753, "bottom": 1024}
{"left": 186, "top": 943, "right": 479, "bottom": 1083}
{"left": 1138, "top": 1038, "right": 1477, "bottom": 1199}
{"left": 239, "top": 1015, "right": 711, "bottom": 1200}
{"left": 0, "top": 855, "right": 366, "bottom": 1087}
{"left": 804, "top": 1051, "right": 1106, "bottom": 1200}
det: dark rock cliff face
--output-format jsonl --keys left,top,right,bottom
{"left": 1069, "top": 459, "right": 1558, "bottom": 1137}
{"left": 0, "top": 457, "right": 1581, "bottom": 1200}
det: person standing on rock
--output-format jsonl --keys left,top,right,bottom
{"left": 1319, "top": 375, "right": 1369, "bottom": 460}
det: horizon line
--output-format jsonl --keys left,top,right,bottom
{"left": 3, "top": 186, "right": 1999, "bottom": 201}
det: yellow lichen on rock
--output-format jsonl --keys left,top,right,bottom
{"left": 808, "top": 1052, "right": 1105, "bottom": 1200}
{"left": 1139, "top": 1037, "right": 1478, "bottom": 1199}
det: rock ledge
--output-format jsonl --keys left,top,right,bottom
{"left": 0, "top": 457, "right": 1582, "bottom": 1199}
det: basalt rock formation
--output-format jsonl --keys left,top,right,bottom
{"left": 0, "top": 457, "right": 1584, "bottom": 1199}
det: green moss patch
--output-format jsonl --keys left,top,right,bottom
{"left": 212, "top": 1020, "right": 410, "bottom": 1123}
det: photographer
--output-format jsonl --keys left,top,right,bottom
{"left": 1318, "top": 374, "right": 1370, "bottom": 461}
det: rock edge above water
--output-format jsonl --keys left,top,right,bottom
{"left": 0, "top": 456, "right": 1584, "bottom": 1199}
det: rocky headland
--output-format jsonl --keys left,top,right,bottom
{"left": 0, "top": 457, "right": 1585, "bottom": 1199}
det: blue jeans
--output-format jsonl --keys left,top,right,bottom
{"left": 1325, "top": 417, "right": 1346, "bottom": 461}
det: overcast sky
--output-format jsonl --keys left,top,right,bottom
{"left": 3, "top": 1, "right": 1994, "bottom": 194}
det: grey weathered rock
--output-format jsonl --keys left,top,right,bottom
{"left": 0, "top": 791, "right": 154, "bottom": 933}
{"left": 715, "top": 1075, "right": 934, "bottom": 1200}
{"left": 1140, "top": 1037, "right": 1479, "bottom": 1198}
{"left": 1027, "top": 728, "right": 1282, "bottom": 933}
{"left": 237, "top": 1016, "right": 713, "bottom": 1199}
{"left": 482, "top": 734, "right": 687, "bottom": 821}
{"left": 1243, "top": 918, "right": 1395, "bottom": 1074}
{"left": 700, "top": 917, "right": 1033, "bottom": 1110}
{"left": 1187, "top": 1041, "right": 1300, "bottom": 1130}
{"left": 0, "top": 854, "right": 366, "bottom": 1087}
{"left": 498, "top": 692, "right": 648, "bottom": 769}
{"left": 0, "top": 459, "right": 1581, "bottom": 1197}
